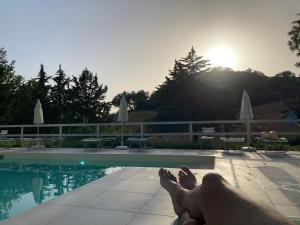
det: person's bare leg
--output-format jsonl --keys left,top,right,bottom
{"left": 178, "top": 166, "right": 197, "bottom": 190}
{"left": 194, "top": 173, "right": 295, "bottom": 225}
{"left": 159, "top": 168, "right": 205, "bottom": 222}
{"left": 159, "top": 168, "right": 186, "bottom": 216}
{"left": 159, "top": 169, "right": 295, "bottom": 225}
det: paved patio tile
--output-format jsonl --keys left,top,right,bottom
{"left": 48, "top": 188, "right": 102, "bottom": 206}
{"left": 0, "top": 203, "right": 74, "bottom": 225}
{"left": 140, "top": 194, "right": 176, "bottom": 217}
{"left": 77, "top": 177, "right": 123, "bottom": 193}
{"left": 267, "top": 189, "right": 298, "bottom": 206}
{"left": 81, "top": 191, "right": 153, "bottom": 212}
{"left": 107, "top": 167, "right": 143, "bottom": 180}
{"left": 129, "top": 168, "right": 160, "bottom": 180}
{"left": 275, "top": 205, "right": 300, "bottom": 218}
{"left": 127, "top": 214, "right": 175, "bottom": 225}
{"left": 47, "top": 207, "right": 134, "bottom": 225}
{"left": 111, "top": 179, "right": 161, "bottom": 194}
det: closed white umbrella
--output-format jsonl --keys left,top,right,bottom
{"left": 115, "top": 94, "right": 129, "bottom": 150}
{"left": 117, "top": 95, "right": 128, "bottom": 123}
{"left": 240, "top": 90, "right": 255, "bottom": 151}
{"left": 240, "top": 90, "right": 253, "bottom": 121}
{"left": 33, "top": 99, "right": 44, "bottom": 147}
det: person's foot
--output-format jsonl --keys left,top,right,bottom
{"left": 159, "top": 168, "right": 185, "bottom": 216}
{"left": 178, "top": 166, "right": 197, "bottom": 190}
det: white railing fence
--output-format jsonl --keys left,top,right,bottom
{"left": 0, "top": 119, "right": 300, "bottom": 143}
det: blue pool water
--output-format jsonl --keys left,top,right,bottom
{"left": 0, "top": 160, "right": 121, "bottom": 221}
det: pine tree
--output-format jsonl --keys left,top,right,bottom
{"left": 288, "top": 13, "right": 300, "bottom": 68}
{"left": 179, "top": 46, "right": 210, "bottom": 75}
{"left": 50, "top": 65, "right": 69, "bottom": 123}
{"left": 35, "top": 64, "right": 51, "bottom": 104}
{"left": 70, "top": 68, "right": 110, "bottom": 123}
{"left": 150, "top": 47, "right": 211, "bottom": 121}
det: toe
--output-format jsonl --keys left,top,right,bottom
{"left": 181, "top": 166, "right": 192, "bottom": 175}
{"left": 178, "top": 170, "right": 186, "bottom": 177}
{"left": 159, "top": 168, "right": 167, "bottom": 177}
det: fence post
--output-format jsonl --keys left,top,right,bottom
{"left": 97, "top": 124, "right": 100, "bottom": 138}
{"left": 189, "top": 123, "right": 193, "bottom": 143}
{"left": 59, "top": 125, "right": 62, "bottom": 139}
{"left": 20, "top": 126, "right": 24, "bottom": 139}
{"left": 140, "top": 123, "right": 144, "bottom": 138}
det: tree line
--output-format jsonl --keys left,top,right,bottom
{"left": 0, "top": 48, "right": 110, "bottom": 124}
{"left": 1, "top": 47, "right": 299, "bottom": 125}
{"left": 0, "top": 13, "right": 299, "bottom": 124}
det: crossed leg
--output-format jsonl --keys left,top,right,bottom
{"left": 159, "top": 168, "right": 295, "bottom": 225}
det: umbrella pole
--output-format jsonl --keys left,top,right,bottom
{"left": 37, "top": 125, "right": 40, "bottom": 147}
{"left": 246, "top": 120, "right": 251, "bottom": 147}
{"left": 121, "top": 122, "right": 124, "bottom": 146}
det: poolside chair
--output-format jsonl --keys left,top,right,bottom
{"left": 220, "top": 137, "right": 246, "bottom": 153}
{"left": 127, "top": 137, "right": 153, "bottom": 150}
{"left": 199, "top": 127, "right": 216, "bottom": 151}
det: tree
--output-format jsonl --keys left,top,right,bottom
{"left": 50, "top": 65, "right": 69, "bottom": 123}
{"left": 288, "top": 13, "right": 300, "bottom": 68}
{"left": 179, "top": 46, "right": 210, "bottom": 74}
{"left": 112, "top": 90, "right": 150, "bottom": 111}
{"left": 0, "top": 48, "right": 23, "bottom": 124}
{"left": 69, "top": 68, "right": 110, "bottom": 123}
{"left": 9, "top": 79, "right": 37, "bottom": 124}
{"left": 35, "top": 64, "right": 51, "bottom": 103}
{"left": 151, "top": 47, "right": 211, "bottom": 121}
{"left": 33, "top": 64, "right": 51, "bottom": 123}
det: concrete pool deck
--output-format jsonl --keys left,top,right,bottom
{"left": 1, "top": 148, "right": 300, "bottom": 224}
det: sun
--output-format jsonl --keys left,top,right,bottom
{"left": 205, "top": 47, "right": 237, "bottom": 68}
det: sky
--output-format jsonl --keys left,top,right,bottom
{"left": 1, "top": 0, "right": 299, "bottom": 100}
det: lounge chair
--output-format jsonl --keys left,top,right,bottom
{"left": 255, "top": 136, "right": 288, "bottom": 155}
{"left": 199, "top": 127, "right": 216, "bottom": 151}
{"left": 127, "top": 137, "right": 153, "bottom": 150}
{"left": 81, "top": 137, "right": 99, "bottom": 150}
{"left": 220, "top": 137, "right": 246, "bottom": 153}
{"left": 81, "top": 137, "right": 116, "bottom": 150}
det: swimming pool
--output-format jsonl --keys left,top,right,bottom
{"left": 0, "top": 160, "right": 122, "bottom": 221}
{"left": 0, "top": 152, "right": 214, "bottom": 221}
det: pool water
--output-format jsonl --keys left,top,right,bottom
{"left": 0, "top": 161, "right": 121, "bottom": 221}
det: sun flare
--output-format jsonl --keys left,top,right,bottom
{"left": 206, "top": 47, "right": 237, "bottom": 68}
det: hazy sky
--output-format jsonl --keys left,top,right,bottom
{"left": 1, "top": 0, "right": 299, "bottom": 100}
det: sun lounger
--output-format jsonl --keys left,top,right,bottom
{"left": 46, "top": 137, "right": 65, "bottom": 148}
{"left": 98, "top": 137, "right": 116, "bottom": 148}
{"left": 127, "top": 137, "right": 153, "bottom": 150}
{"left": 256, "top": 137, "right": 288, "bottom": 155}
{"left": 81, "top": 138, "right": 99, "bottom": 150}
{"left": 81, "top": 137, "right": 116, "bottom": 150}
{"left": 199, "top": 135, "right": 216, "bottom": 151}
{"left": 220, "top": 137, "right": 246, "bottom": 153}
{"left": 198, "top": 127, "right": 216, "bottom": 151}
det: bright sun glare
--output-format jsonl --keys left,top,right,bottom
{"left": 206, "top": 47, "right": 237, "bottom": 69}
